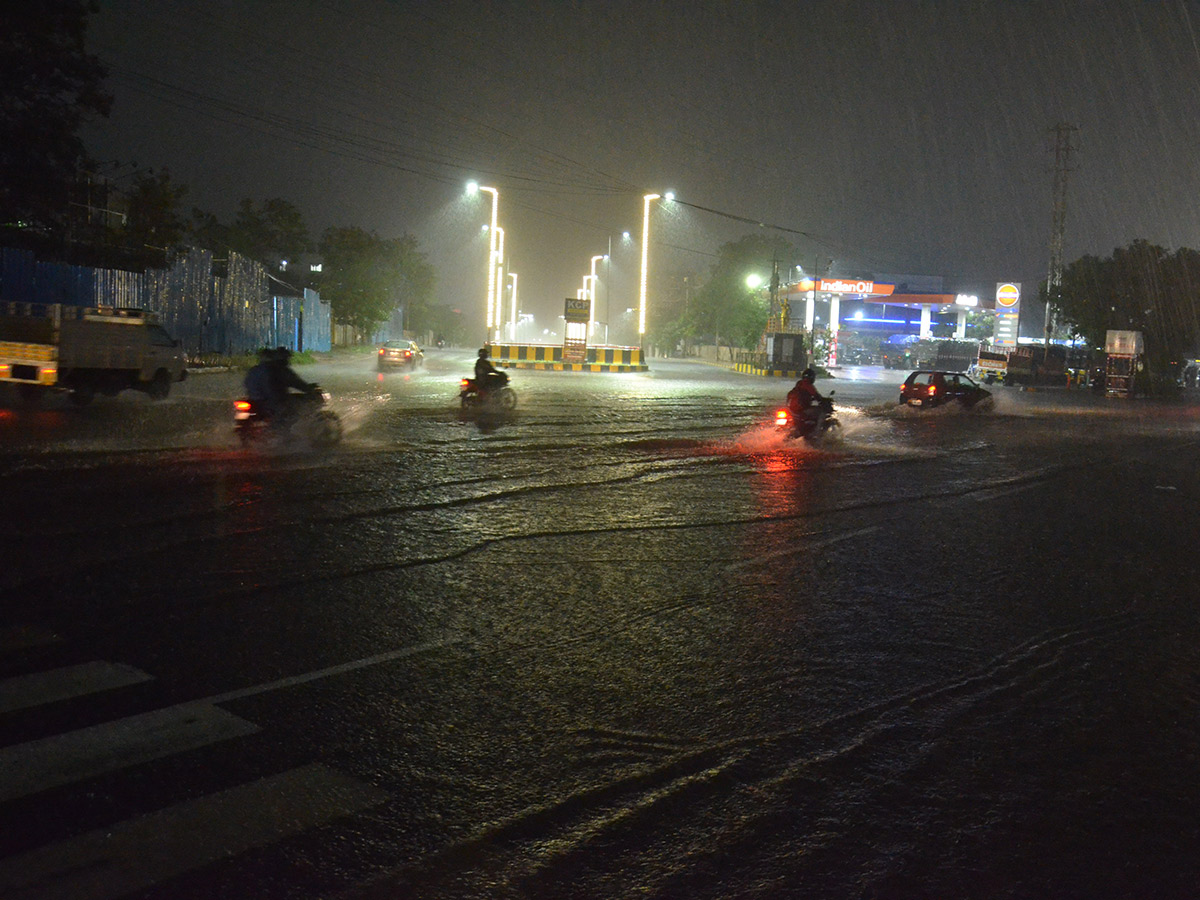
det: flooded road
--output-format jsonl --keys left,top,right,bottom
{"left": 1, "top": 351, "right": 1198, "bottom": 899}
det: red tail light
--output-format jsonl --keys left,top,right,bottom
{"left": 234, "top": 400, "right": 252, "bottom": 411}
{"left": 460, "top": 379, "right": 470, "bottom": 388}
{"left": 775, "top": 409, "right": 790, "bottom": 426}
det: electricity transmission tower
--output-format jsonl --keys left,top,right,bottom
{"left": 1045, "top": 122, "right": 1079, "bottom": 353}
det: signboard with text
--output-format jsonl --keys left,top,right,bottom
{"left": 564, "top": 297, "right": 590, "bottom": 322}
{"left": 994, "top": 282, "right": 1021, "bottom": 348}
{"left": 563, "top": 297, "right": 589, "bottom": 361}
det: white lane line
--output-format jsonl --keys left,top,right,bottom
{"left": 0, "top": 661, "right": 153, "bottom": 715}
{"left": 0, "top": 704, "right": 258, "bottom": 802}
{"left": 0, "top": 763, "right": 389, "bottom": 900}
{"left": 201, "top": 637, "right": 461, "bottom": 706}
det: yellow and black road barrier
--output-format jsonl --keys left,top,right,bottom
{"left": 488, "top": 343, "right": 648, "bottom": 373}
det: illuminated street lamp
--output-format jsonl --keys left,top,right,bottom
{"left": 508, "top": 272, "right": 518, "bottom": 341}
{"left": 746, "top": 273, "right": 764, "bottom": 289}
{"left": 494, "top": 226, "right": 505, "bottom": 342}
{"left": 466, "top": 181, "right": 499, "bottom": 341}
{"left": 589, "top": 254, "right": 607, "bottom": 335}
{"left": 638, "top": 193, "right": 661, "bottom": 343}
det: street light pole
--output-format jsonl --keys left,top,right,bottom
{"left": 606, "top": 235, "right": 612, "bottom": 345}
{"left": 508, "top": 272, "right": 518, "bottom": 341}
{"left": 467, "top": 182, "right": 499, "bottom": 344}
{"left": 639, "top": 193, "right": 660, "bottom": 350}
{"left": 494, "top": 226, "right": 505, "bottom": 343}
{"left": 589, "top": 254, "right": 606, "bottom": 339}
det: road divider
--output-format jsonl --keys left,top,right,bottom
{"left": 488, "top": 343, "right": 648, "bottom": 373}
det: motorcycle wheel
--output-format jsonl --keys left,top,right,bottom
{"left": 495, "top": 387, "right": 517, "bottom": 410}
{"left": 808, "top": 419, "right": 843, "bottom": 445}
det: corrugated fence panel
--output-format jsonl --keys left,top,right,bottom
{"left": 303, "top": 288, "right": 331, "bottom": 352}
{"left": 0, "top": 248, "right": 37, "bottom": 303}
{"left": 1, "top": 247, "right": 331, "bottom": 357}
{"left": 34, "top": 260, "right": 94, "bottom": 306}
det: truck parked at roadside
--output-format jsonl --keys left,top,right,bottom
{"left": 0, "top": 303, "right": 187, "bottom": 406}
{"left": 1102, "top": 330, "right": 1144, "bottom": 398}
{"left": 971, "top": 349, "right": 1008, "bottom": 384}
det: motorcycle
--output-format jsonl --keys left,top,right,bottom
{"left": 774, "top": 393, "right": 841, "bottom": 444}
{"left": 234, "top": 386, "right": 343, "bottom": 448}
{"left": 459, "top": 371, "right": 517, "bottom": 410}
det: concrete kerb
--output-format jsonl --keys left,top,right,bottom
{"left": 690, "top": 358, "right": 809, "bottom": 379}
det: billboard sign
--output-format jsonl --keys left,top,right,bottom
{"left": 994, "top": 282, "right": 1021, "bottom": 347}
{"left": 564, "top": 297, "right": 590, "bottom": 322}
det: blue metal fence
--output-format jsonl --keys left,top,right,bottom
{"left": 0, "top": 248, "right": 332, "bottom": 356}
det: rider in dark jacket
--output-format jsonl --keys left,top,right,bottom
{"left": 254, "top": 347, "right": 316, "bottom": 424}
{"left": 244, "top": 347, "right": 281, "bottom": 417}
{"left": 474, "top": 347, "right": 508, "bottom": 393}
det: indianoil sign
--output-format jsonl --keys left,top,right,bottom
{"left": 816, "top": 279, "right": 895, "bottom": 296}
{"left": 994, "top": 282, "right": 1021, "bottom": 348}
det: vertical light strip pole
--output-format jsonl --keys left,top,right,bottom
{"left": 638, "top": 193, "right": 661, "bottom": 350}
{"left": 493, "top": 226, "right": 505, "bottom": 343}
{"left": 467, "top": 182, "right": 499, "bottom": 343}
{"left": 508, "top": 272, "right": 518, "bottom": 341}
{"left": 589, "top": 254, "right": 606, "bottom": 339}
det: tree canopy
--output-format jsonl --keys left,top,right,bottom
{"left": 317, "top": 227, "right": 435, "bottom": 336}
{"left": 1054, "top": 238, "right": 1200, "bottom": 370}
{"left": 688, "top": 234, "right": 798, "bottom": 351}
{"left": 124, "top": 169, "right": 189, "bottom": 252}
{"left": 226, "top": 198, "right": 311, "bottom": 267}
{"left": 0, "top": 1, "right": 111, "bottom": 232}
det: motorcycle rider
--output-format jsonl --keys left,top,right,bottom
{"left": 246, "top": 346, "right": 316, "bottom": 426}
{"left": 474, "top": 347, "right": 508, "bottom": 395}
{"left": 787, "top": 367, "right": 828, "bottom": 433}
{"left": 244, "top": 347, "right": 284, "bottom": 420}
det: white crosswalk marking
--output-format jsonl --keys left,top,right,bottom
{"left": 0, "top": 703, "right": 259, "bottom": 802}
{"left": 0, "top": 763, "right": 390, "bottom": 900}
{"left": 0, "top": 661, "right": 153, "bottom": 715}
{"left": 0, "top": 642, "right": 452, "bottom": 894}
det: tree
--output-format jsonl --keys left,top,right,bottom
{"left": 691, "top": 234, "right": 796, "bottom": 354}
{"left": 1055, "top": 239, "right": 1200, "bottom": 371}
{"left": 0, "top": 1, "right": 111, "bottom": 232}
{"left": 226, "top": 198, "right": 311, "bottom": 268}
{"left": 123, "top": 168, "right": 188, "bottom": 253}
{"left": 317, "top": 226, "right": 436, "bottom": 337}
{"left": 189, "top": 208, "right": 229, "bottom": 254}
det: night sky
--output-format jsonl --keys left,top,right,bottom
{"left": 80, "top": 0, "right": 1200, "bottom": 334}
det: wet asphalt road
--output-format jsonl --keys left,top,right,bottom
{"left": 0, "top": 350, "right": 1198, "bottom": 899}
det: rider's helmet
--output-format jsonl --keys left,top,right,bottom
{"left": 275, "top": 346, "right": 292, "bottom": 364}
{"left": 478, "top": 347, "right": 490, "bottom": 358}
{"left": 801, "top": 368, "right": 816, "bottom": 382}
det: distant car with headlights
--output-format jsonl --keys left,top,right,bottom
{"left": 900, "top": 370, "right": 992, "bottom": 409}
{"left": 377, "top": 340, "right": 423, "bottom": 371}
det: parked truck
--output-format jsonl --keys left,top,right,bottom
{"left": 0, "top": 302, "right": 187, "bottom": 406}
{"left": 1102, "top": 330, "right": 1144, "bottom": 398}
{"left": 971, "top": 349, "right": 1008, "bottom": 383}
